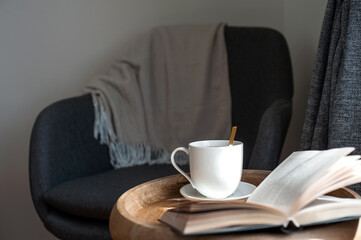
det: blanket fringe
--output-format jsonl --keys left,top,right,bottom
{"left": 93, "top": 94, "right": 187, "bottom": 168}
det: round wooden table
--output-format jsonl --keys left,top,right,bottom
{"left": 109, "top": 169, "right": 361, "bottom": 240}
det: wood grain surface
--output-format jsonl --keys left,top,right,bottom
{"left": 109, "top": 169, "right": 361, "bottom": 240}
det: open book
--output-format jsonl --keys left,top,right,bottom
{"left": 159, "top": 147, "right": 361, "bottom": 235}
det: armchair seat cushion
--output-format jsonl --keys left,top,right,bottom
{"left": 44, "top": 164, "right": 187, "bottom": 220}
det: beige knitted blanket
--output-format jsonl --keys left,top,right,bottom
{"left": 85, "top": 23, "right": 231, "bottom": 168}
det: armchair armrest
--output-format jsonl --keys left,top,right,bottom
{"left": 29, "top": 94, "right": 111, "bottom": 221}
{"left": 247, "top": 98, "right": 292, "bottom": 170}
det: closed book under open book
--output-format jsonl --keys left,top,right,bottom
{"left": 159, "top": 147, "right": 361, "bottom": 235}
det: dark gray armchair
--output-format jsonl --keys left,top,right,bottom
{"left": 29, "top": 26, "right": 293, "bottom": 240}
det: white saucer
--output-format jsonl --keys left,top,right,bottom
{"left": 180, "top": 181, "right": 256, "bottom": 201}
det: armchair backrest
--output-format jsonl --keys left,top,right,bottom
{"left": 29, "top": 94, "right": 112, "bottom": 220}
{"left": 225, "top": 27, "right": 293, "bottom": 167}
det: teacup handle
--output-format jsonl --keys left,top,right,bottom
{"left": 171, "top": 147, "right": 195, "bottom": 188}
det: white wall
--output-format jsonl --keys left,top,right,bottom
{"left": 0, "top": 0, "right": 325, "bottom": 239}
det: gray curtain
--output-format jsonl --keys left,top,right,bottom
{"left": 300, "top": 0, "right": 361, "bottom": 192}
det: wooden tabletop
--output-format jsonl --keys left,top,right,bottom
{"left": 109, "top": 169, "right": 361, "bottom": 240}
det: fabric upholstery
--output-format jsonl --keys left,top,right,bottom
{"left": 225, "top": 27, "right": 293, "bottom": 168}
{"left": 45, "top": 208, "right": 110, "bottom": 240}
{"left": 44, "top": 164, "right": 188, "bottom": 220}
{"left": 30, "top": 94, "right": 111, "bottom": 223}
{"left": 29, "top": 26, "right": 293, "bottom": 240}
{"left": 248, "top": 99, "right": 292, "bottom": 170}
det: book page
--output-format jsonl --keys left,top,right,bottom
{"left": 246, "top": 147, "right": 355, "bottom": 215}
{"left": 169, "top": 201, "right": 285, "bottom": 215}
{"left": 293, "top": 155, "right": 361, "bottom": 211}
{"left": 160, "top": 205, "right": 286, "bottom": 234}
{"left": 293, "top": 196, "right": 361, "bottom": 226}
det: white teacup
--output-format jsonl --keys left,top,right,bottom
{"left": 171, "top": 140, "right": 243, "bottom": 199}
